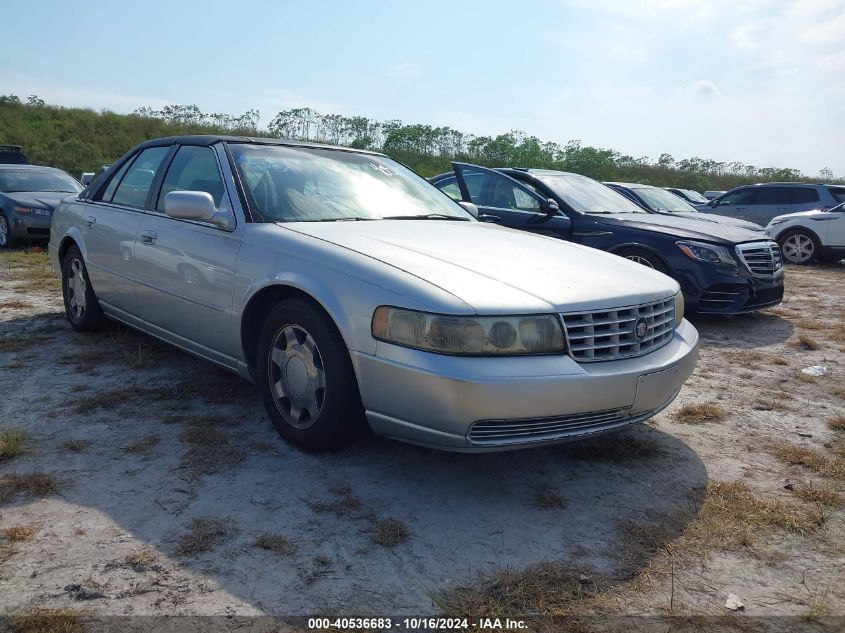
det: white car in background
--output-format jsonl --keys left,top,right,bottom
{"left": 765, "top": 202, "right": 845, "bottom": 264}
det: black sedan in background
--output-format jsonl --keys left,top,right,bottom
{"left": 665, "top": 187, "right": 709, "bottom": 206}
{"left": 604, "top": 181, "right": 765, "bottom": 233}
{"left": 431, "top": 164, "right": 784, "bottom": 314}
{"left": 0, "top": 164, "right": 83, "bottom": 247}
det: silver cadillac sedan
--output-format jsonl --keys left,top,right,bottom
{"left": 49, "top": 136, "right": 699, "bottom": 452}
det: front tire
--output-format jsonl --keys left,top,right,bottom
{"left": 778, "top": 229, "right": 820, "bottom": 265}
{"left": 257, "top": 298, "right": 367, "bottom": 452}
{"left": 62, "top": 245, "right": 106, "bottom": 331}
{"left": 0, "top": 213, "right": 17, "bottom": 249}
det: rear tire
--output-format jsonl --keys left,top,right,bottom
{"left": 778, "top": 229, "right": 820, "bottom": 265}
{"left": 62, "top": 245, "right": 106, "bottom": 332}
{"left": 257, "top": 298, "right": 367, "bottom": 452}
{"left": 616, "top": 247, "right": 669, "bottom": 274}
{"left": 0, "top": 213, "right": 17, "bottom": 249}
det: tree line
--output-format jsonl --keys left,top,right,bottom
{"left": 1, "top": 95, "right": 840, "bottom": 190}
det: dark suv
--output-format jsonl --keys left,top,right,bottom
{"left": 700, "top": 183, "right": 845, "bottom": 227}
{"left": 431, "top": 164, "right": 784, "bottom": 315}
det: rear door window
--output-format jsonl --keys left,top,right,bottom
{"left": 829, "top": 187, "right": 845, "bottom": 204}
{"left": 787, "top": 188, "right": 820, "bottom": 204}
{"left": 717, "top": 188, "right": 756, "bottom": 206}
{"left": 751, "top": 186, "right": 790, "bottom": 205}
{"left": 110, "top": 146, "right": 171, "bottom": 208}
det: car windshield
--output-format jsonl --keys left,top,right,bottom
{"left": 636, "top": 187, "right": 698, "bottom": 213}
{"left": 0, "top": 169, "right": 83, "bottom": 193}
{"left": 228, "top": 144, "right": 472, "bottom": 222}
{"left": 679, "top": 189, "right": 708, "bottom": 203}
{"left": 535, "top": 173, "right": 647, "bottom": 214}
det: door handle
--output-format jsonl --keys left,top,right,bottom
{"left": 141, "top": 230, "right": 158, "bottom": 244}
{"left": 85, "top": 216, "right": 96, "bottom": 227}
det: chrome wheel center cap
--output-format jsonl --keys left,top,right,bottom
{"left": 285, "top": 356, "right": 309, "bottom": 396}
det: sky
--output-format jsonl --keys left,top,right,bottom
{"left": 2, "top": 0, "right": 844, "bottom": 177}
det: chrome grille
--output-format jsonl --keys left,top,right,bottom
{"left": 561, "top": 297, "right": 675, "bottom": 362}
{"left": 736, "top": 241, "right": 783, "bottom": 278}
{"left": 466, "top": 400, "right": 681, "bottom": 445}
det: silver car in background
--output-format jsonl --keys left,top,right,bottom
{"left": 49, "top": 136, "right": 699, "bottom": 452}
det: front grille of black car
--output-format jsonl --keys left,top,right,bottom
{"left": 736, "top": 241, "right": 783, "bottom": 278}
{"left": 560, "top": 297, "right": 676, "bottom": 362}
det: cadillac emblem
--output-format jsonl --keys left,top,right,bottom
{"left": 634, "top": 318, "right": 649, "bottom": 341}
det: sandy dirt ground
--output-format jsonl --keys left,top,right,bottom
{"left": 0, "top": 249, "right": 843, "bottom": 630}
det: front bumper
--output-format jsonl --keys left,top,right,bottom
{"left": 10, "top": 211, "right": 52, "bottom": 240}
{"left": 351, "top": 319, "right": 699, "bottom": 452}
{"left": 675, "top": 264, "right": 784, "bottom": 314}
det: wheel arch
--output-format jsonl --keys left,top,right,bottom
{"left": 773, "top": 223, "right": 822, "bottom": 245}
{"left": 607, "top": 242, "right": 672, "bottom": 271}
{"left": 240, "top": 282, "right": 353, "bottom": 375}
{"left": 58, "top": 229, "right": 87, "bottom": 264}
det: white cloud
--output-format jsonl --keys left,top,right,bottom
{"left": 387, "top": 62, "right": 423, "bottom": 80}
{"left": 689, "top": 80, "right": 722, "bottom": 98}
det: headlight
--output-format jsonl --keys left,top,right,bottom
{"left": 372, "top": 306, "right": 566, "bottom": 355}
{"left": 14, "top": 206, "right": 51, "bottom": 216}
{"left": 676, "top": 240, "right": 737, "bottom": 266}
{"left": 674, "top": 292, "right": 684, "bottom": 327}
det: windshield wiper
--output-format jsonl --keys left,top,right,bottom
{"left": 382, "top": 214, "right": 470, "bottom": 221}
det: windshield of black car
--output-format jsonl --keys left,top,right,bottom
{"left": 535, "top": 174, "right": 647, "bottom": 214}
{"left": 228, "top": 144, "right": 472, "bottom": 222}
{"left": 681, "top": 189, "right": 708, "bottom": 203}
{"left": 635, "top": 187, "right": 698, "bottom": 213}
{"left": 0, "top": 169, "right": 83, "bottom": 193}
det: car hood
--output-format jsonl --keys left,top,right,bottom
{"left": 595, "top": 213, "right": 764, "bottom": 244}
{"left": 768, "top": 209, "right": 827, "bottom": 224}
{"left": 672, "top": 212, "right": 764, "bottom": 233}
{"left": 2, "top": 191, "right": 75, "bottom": 210}
{"left": 282, "top": 220, "right": 679, "bottom": 313}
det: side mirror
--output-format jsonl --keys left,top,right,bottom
{"left": 80, "top": 173, "right": 94, "bottom": 186}
{"left": 542, "top": 198, "right": 560, "bottom": 215}
{"left": 164, "top": 191, "right": 234, "bottom": 230}
{"left": 458, "top": 200, "right": 479, "bottom": 219}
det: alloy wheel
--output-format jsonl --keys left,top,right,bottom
{"left": 782, "top": 234, "right": 815, "bottom": 264}
{"left": 66, "top": 258, "right": 88, "bottom": 320}
{"left": 268, "top": 324, "right": 326, "bottom": 429}
{"left": 626, "top": 254, "right": 656, "bottom": 269}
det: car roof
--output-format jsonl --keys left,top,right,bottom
{"left": 603, "top": 181, "right": 655, "bottom": 189}
{"left": 0, "top": 163, "right": 66, "bottom": 172}
{"left": 133, "top": 134, "right": 384, "bottom": 156}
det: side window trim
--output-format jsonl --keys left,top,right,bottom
{"left": 145, "top": 145, "right": 178, "bottom": 211}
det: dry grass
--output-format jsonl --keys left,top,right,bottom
{"left": 72, "top": 385, "right": 169, "bottom": 415}
{"left": 724, "top": 349, "right": 764, "bottom": 363}
{"left": 371, "top": 518, "right": 410, "bottom": 547}
{"left": 1, "top": 524, "right": 38, "bottom": 541}
{"left": 0, "top": 472, "right": 60, "bottom": 503}
{"left": 790, "top": 481, "right": 843, "bottom": 508}
{"left": 532, "top": 486, "right": 568, "bottom": 509}
{"left": 124, "top": 548, "right": 157, "bottom": 569}
{"left": 672, "top": 403, "right": 727, "bottom": 424}
{"left": 122, "top": 344, "right": 154, "bottom": 369}
{"left": 123, "top": 434, "right": 160, "bottom": 454}
{"left": 795, "top": 319, "right": 824, "bottom": 331}
{"left": 0, "top": 299, "right": 34, "bottom": 310}
{"left": 796, "top": 334, "right": 820, "bottom": 350}
{"left": 768, "top": 441, "right": 845, "bottom": 481}
{"left": 771, "top": 355, "right": 789, "bottom": 366}
{"left": 571, "top": 433, "right": 659, "bottom": 462}
{"left": 826, "top": 415, "right": 845, "bottom": 431}
{"left": 311, "top": 488, "right": 367, "bottom": 519}
{"left": 62, "top": 439, "right": 89, "bottom": 452}
{"left": 179, "top": 425, "right": 245, "bottom": 477}
{"left": 752, "top": 392, "right": 792, "bottom": 412}
{"left": 254, "top": 532, "right": 293, "bottom": 556}
{"left": 0, "top": 428, "right": 27, "bottom": 461}
{"left": 177, "top": 372, "right": 245, "bottom": 404}
{"left": 6, "top": 606, "right": 88, "bottom": 633}
{"left": 0, "top": 331, "right": 49, "bottom": 353}
{"left": 437, "top": 561, "right": 605, "bottom": 620}
{"left": 176, "top": 517, "right": 236, "bottom": 556}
